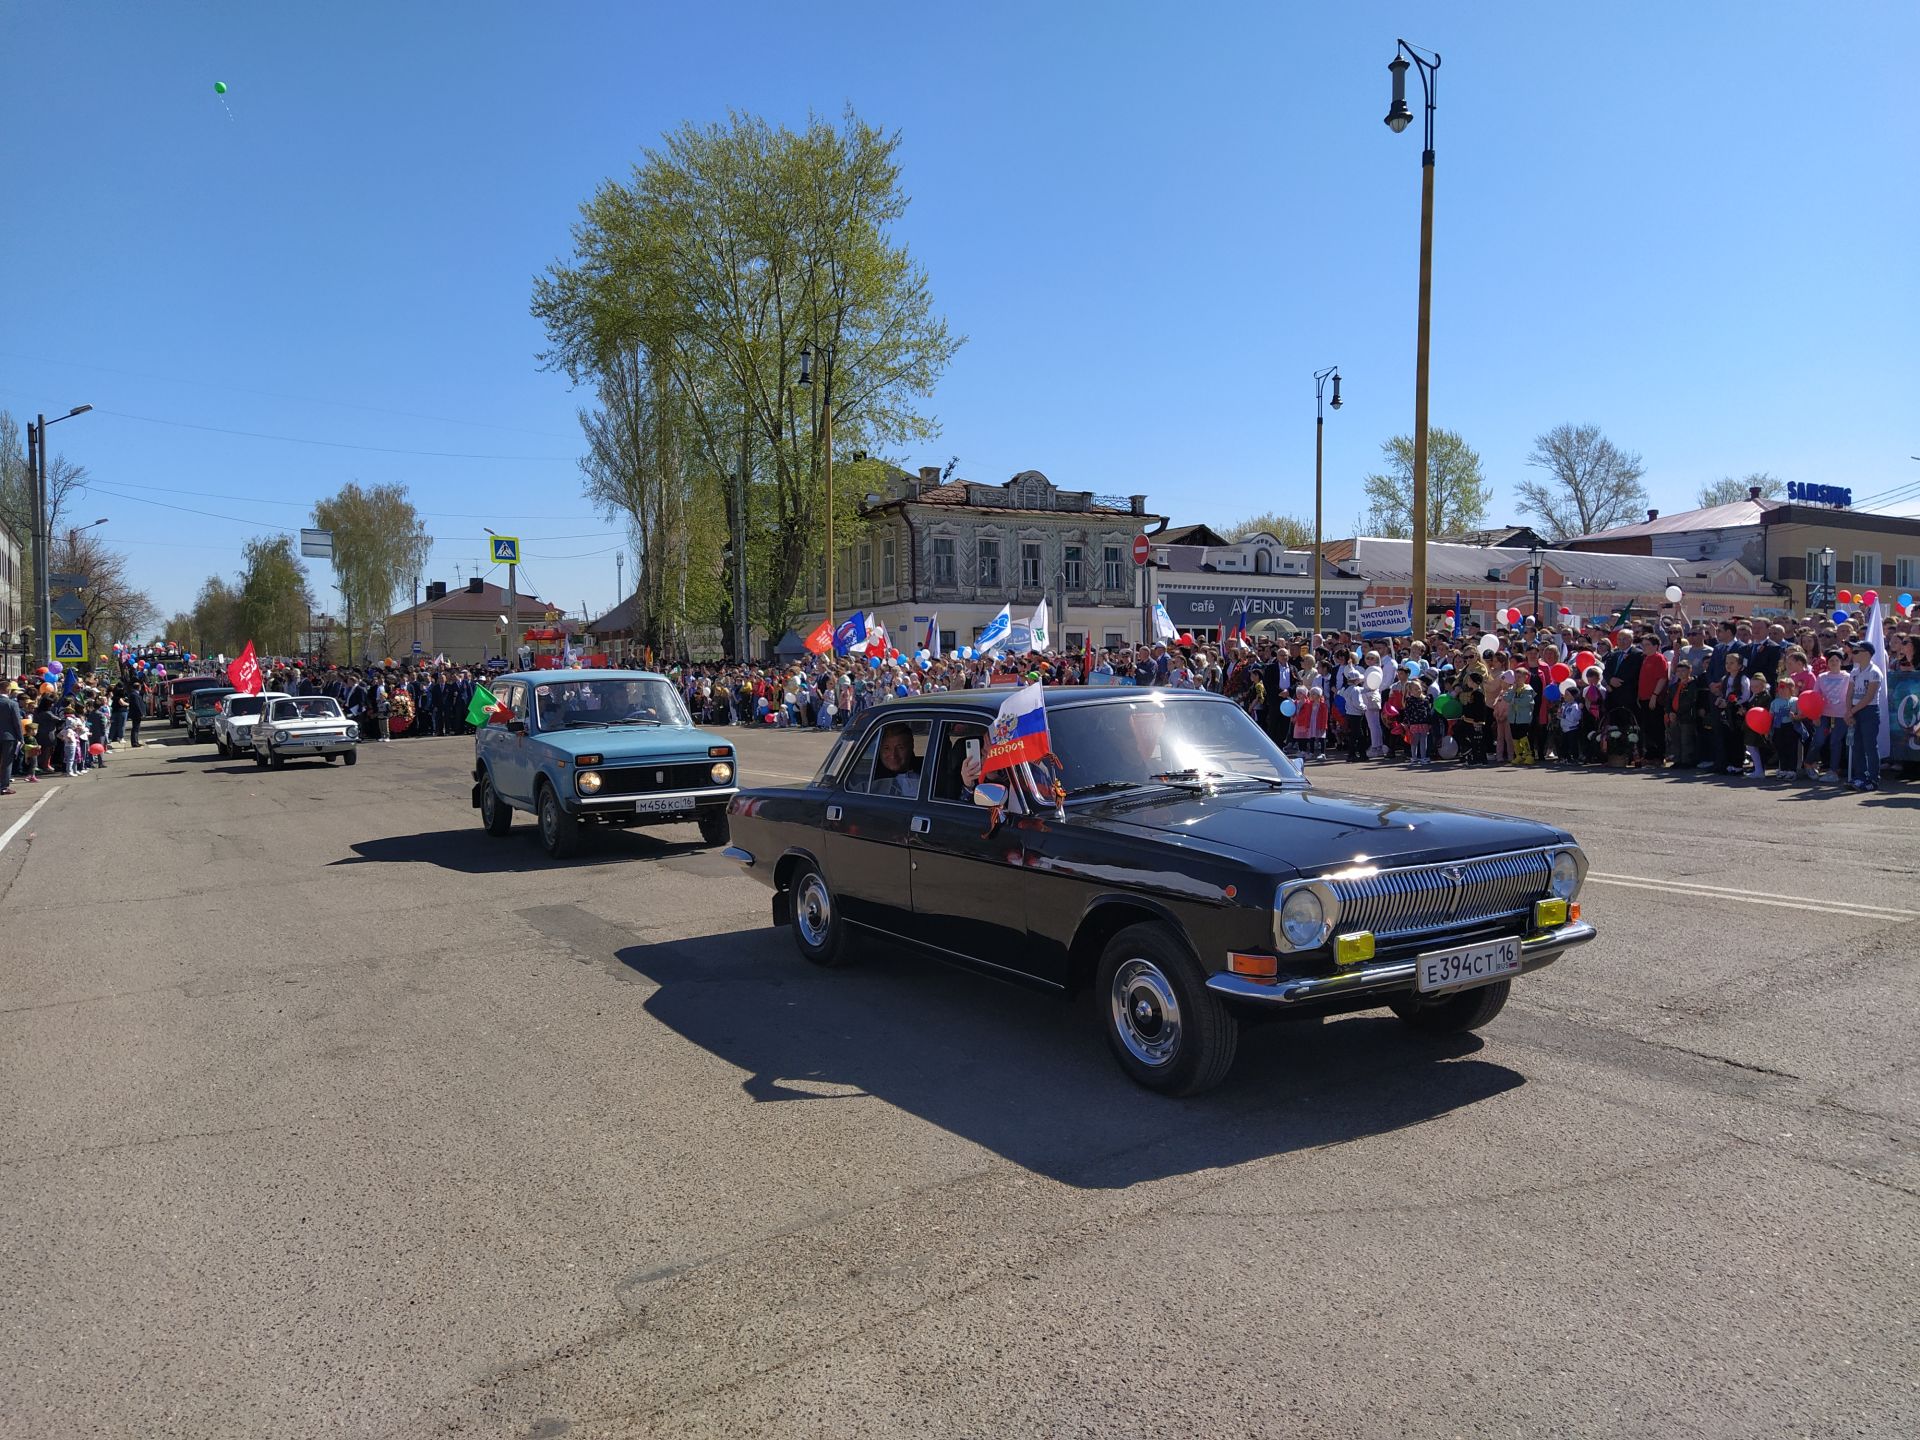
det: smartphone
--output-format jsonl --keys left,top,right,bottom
{"left": 966, "top": 738, "right": 982, "bottom": 769}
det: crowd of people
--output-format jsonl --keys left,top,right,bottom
{"left": 7, "top": 605, "right": 1912, "bottom": 800}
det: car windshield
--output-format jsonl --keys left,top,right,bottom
{"left": 533, "top": 678, "right": 691, "bottom": 730}
{"left": 226, "top": 697, "right": 265, "bottom": 718}
{"left": 289, "top": 698, "right": 342, "bottom": 720}
{"left": 1049, "top": 695, "right": 1304, "bottom": 798}
{"left": 196, "top": 691, "right": 235, "bottom": 708}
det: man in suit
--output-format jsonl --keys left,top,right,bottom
{"left": 126, "top": 678, "right": 147, "bottom": 748}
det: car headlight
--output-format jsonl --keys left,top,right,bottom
{"left": 1278, "top": 885, "right": 1333, "bottom": 950}
{"left": 710, "top": 761, "right": 734, "bottom": 785}
{"left": 345, "top": 724, "right": 358, "bottom": 739}
{"left": 1548, "top": 849, "right": 1584, "bottom": 900}
{"left": 273, "top": 730, "right": 290, "bottom": 743}
{"left": 577, "top": 769, "right": 602, "bottom": 794}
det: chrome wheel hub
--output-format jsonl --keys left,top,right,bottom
{"left": 796, "top": 874, "right": 833, "bottom": 947}
{"left": 1112, "top": 957, "right": 1181, "bottom": 1067}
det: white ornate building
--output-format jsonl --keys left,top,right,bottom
{"left": 793, "top": 468, "right": 1165, "bottom": 653}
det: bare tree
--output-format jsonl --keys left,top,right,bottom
{"left": 1696, "top": 471, "right": 1784, "bottom": 507}
{"left": 1516, "top": 424, "right": 1648, "bottom": 540}
{"left": 52, "top": 529, "right": 156, "bottom": 644}
{"left": 0, "top": 409, "right": 90, "bottom": 580}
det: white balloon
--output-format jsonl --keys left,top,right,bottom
{"left": 1664, "top": 584, "right": 1683, "bottom": 603}
{"left": 1364, "top": 667, "right": 1383, "bottom": 691}
{"left": 1478, "top": 635, "right": 1499, "bottom": 655}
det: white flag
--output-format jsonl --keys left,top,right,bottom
{"left": 1151, "top": 599, "right": 1179, "bottom": 642}
{"left": 1865, "top": 600, "right": 1891, "bottom": 759}
{"left": 1029, "top": 598, "right": 1050, "bottom": 652}
{"left": 975, "top": 603, "right": 1013, "bottom": 654}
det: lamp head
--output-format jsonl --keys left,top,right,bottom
{"left": 69, "top": 404, "right": 93, "bottom": 417}
{"left": 1385, "top": 55, "right": 1414, "bottom": 132}
{"left": 797, "top": 345, "right": 813, "bottom": 386}
{"left": 1329, "top": 373, "right": 1342, "bottom": 410}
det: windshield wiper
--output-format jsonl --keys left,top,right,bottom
{"left": 1209, "top": 770, "right": 1299, "bottom": 789}
{"left": 563, "top": 718, "right": 613, "bottom": 728}
{"left": 1149, "top": 770, "right": 1211, "bottom": 791}
{"left": 611, "top": 715, "right": 663, "bottom": 726}
{"left": 1065, "top": 780, "right": 1145, "bottom": 798}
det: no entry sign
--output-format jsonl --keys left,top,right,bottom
{"left": 1132, "top": 534, "right": 1151, "bottom": 566}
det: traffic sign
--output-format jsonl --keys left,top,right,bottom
{"left": 300, "top": 528, "right": 335, "bottom": 560}
{"left": 490, "top": 535, "right": 521, "bottom": 564}
{"left": 1132, "top": 534, "right": 1151, "bottom": 566}
{"left": 411, "top": 640, "right": 423, "bottom": 654}
{"left": 52, "top": 629, "right": 89, "bottom": 662}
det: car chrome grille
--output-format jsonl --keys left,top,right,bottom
{"left": 1327, "top": 850, "right": 1552, "bottom": 939}
{"left": 596, "top": 761, "right": 719, "bottom": 797}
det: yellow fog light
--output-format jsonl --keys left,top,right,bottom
{"left": 1334, "top": 932, "right": 1375, "bottom": 967}
{"left": 1534, "top": 898, "right": 1569, "bottom": 929}
{"left": 577, "top": 770, "right": 603, "bottom": 794}
{"left": 710, "top": 761, "right": 734, "bottom": 784}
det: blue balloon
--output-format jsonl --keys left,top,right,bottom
{"left": 1279, "top": 698, "right": 1297, "bottom": 717}
{"left": 868, "top": 655, "right": 881, "bottom": 668}
{"left": 917, "top": 656, "right": 931, "bottom": 671}
{"left": 959, "top": 646, "right": 974, "bottom": 660}
{"left": 1832, "top": 610, "right": 1849, "bottom": 624}
{"left": 1901, "top": 593, "right": 1914, "bottom": 609}
{"left": 1544, "top": 683, "right": 1562, "bottom": 702}
{"left": 893, "top": 684, "right": 909, "bottom": 697}
{"left": 1404, "top": 659, "right": 1423, "bottom": 677}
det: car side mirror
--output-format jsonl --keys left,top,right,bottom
{"left": 972, "top": 782, "right": 1008, "bottom": 809}
{"left": 506, "top": 719, "right": 528, "bottom": 735}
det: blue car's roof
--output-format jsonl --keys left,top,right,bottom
{"left": 494, "top": 668, "right": 670, "bottom": 685}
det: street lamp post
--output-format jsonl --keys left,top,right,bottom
{"left": 797, "top": 342, "right": 837, "bottom": 632}
{"left": 1528, "top": 542, "right": 1544, "bottom": 625}
{"left": 1384, "top": 39, "right": 1440, "bottom": 636}
{"left": 24, "top": 403, "right": 93, "bottom": 666}
{"left": 1818, "top": 546, "right": 1836, "bottom": 612}
{"left": 1312, "top": 366, "right": 1342, "bottom": 632}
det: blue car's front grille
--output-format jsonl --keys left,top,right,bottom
{"left": 595, "top": 761, "right": 721, "bottom": 797}
{"left": 1326, "top": 849, "right": 1552, "bottom": 940}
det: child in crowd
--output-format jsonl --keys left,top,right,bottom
{"left": 1490, "top": 670, "right": 1513, "bottom": 763}
{"left": 1771, "top": 676, "right": 1805, "bottom": 781}
{"left": 1400, "top": 674, "right": 1432, "bottom": 766}
{"left": 1744, "top": 676, "right": 1772, "bottom": 778}
{"left": 1295, "top": 685, "right": 1327, "bottom": 760}
{"left": 1509, "top": 672, "right": 1537, "bottom": 765}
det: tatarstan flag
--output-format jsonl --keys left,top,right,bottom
{"left": 466, "top": 682, "right": 499, "bottom": 727}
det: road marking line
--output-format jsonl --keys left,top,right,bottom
{"left": 1587, "top": 871, "right": 1918, "bottom": 921}
{"left": 0, "top": 785, "right": 63, "bottom": 856}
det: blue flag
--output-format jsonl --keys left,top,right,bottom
{"left": 832, "top": 612, "right": 868, "bottom": 656}
{"left": 1453, "top": 593, "right": 1464, "bottom": 640}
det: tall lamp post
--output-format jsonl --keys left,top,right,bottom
{"left": 23, "top": 403, "right": 93, "bottom": 666}
{"left": 797, "top": 342, "right": 837, "bottom": 631}
{"left": 1817, "top": 546, "right": 1836, "bottom": 612}
{"left": 1384, "top": 38, "right": 1440, "bottom": 635}
{"left": 1527, "top": 542, "right": 1544, "bottom": 625}
{"left": 1312, "top": 366, "right": 1342, "bottom": 632}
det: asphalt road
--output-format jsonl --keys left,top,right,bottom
{"left": 2, "top": 723, "right": 1915, "bottom": 1439}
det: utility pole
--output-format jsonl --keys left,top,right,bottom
{"left": 26, "top": 417, "right": 44, "bottom": 667}
{"left": 735, "top": 410, "right": 750, "bottom": 661}
{"left": 507, "top": 561, "right": 518, "bottom": 666}
{"left": 412, "top": 575, "right": 420, "bottom": 653}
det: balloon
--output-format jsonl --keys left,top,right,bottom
{"left": 868, "top": 655, "right": 881, "bottom": 669}
{"left": 1573, "top": 651, "right": 1597, "bottom": 672}
{"left": 1550, "top": 663, "right": 1571, "bottom": 684}
{"left": 214, "top": 81, "right": 228, "bottom": 94}
{"left": 959, "top": 646, "right": 974, "bottom": 660}
{"left": 1507, "top": 608, "right": 1522, "bottom": 625}
{"left": 1745, "top": 706, "right": 1771, "bottom": 736}
{"left": 1900, "top": 593, "right": 1914, "bottom": 610}
{"left": 1177, "top": 632, "right": 1195, "bottom": 647}
{"left": 1477, "top": 635, "right": 1498, "bottom": 655}
{"left": 1279, "top": 699, "right": 1297, "bottom": 717}
{"left": 894, "top": 684, "right": 909, "bottom": 697}
{"left": 1863, "top": 590, "right": 1878, "bottom": 607}
{"left": 917, "top": 656, "right": 931, "bottom": 671}
{"left": 1404, "top": 659, "right": 1423, "bottom": 677}
{"left": 1795, "top": 688, "right": 1825, "bottom": 720}
{"left": 1544, "top": 683, "right": 1562, "bottom": 702}
{"left": 1364, "top": 667, "right": 1383, "bottom": 691}
{"left": 1664, "top": 585, "right": 1683, "bottom": 603}
{"left": 1559, "top": 606, "right": 1573, "bottom": 617}
{"left": 1434, "top": 695, "right": 1461, "bottom": 718}
{"left": 1832, "top": 610, "right": 1849, "bottom": 625}
{"left": 89, "top": 743, "right": 104, "bottom": 756}
{"left": 1443, "top": 610, "right": 1455, "bottom": 620}
{"left": 1837, "top": 589, "right": 1852, "bottom": 604}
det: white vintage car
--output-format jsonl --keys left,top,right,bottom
{"left": 214, "top": 691, "right": 287, "bottom": 759}
{"left": 250, "top": 694, "right": 359, "bottom": 768}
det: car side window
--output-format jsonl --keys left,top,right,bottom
{"left": 929, "top": 721, "right": 990, "bottom": 805}
{"left": 495, "top": 683, "right": 521, "bottom": 720}
{"left": 272, "top": 701, "right": 297, "bottom": 721}
{"left": 848, "top": 720, "right": 931, "bottom": 799}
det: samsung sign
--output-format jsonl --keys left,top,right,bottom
{"left": 1787, "top": 481, "right": 1850, "bottom": 508}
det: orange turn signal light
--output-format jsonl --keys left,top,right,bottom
{"left": 1227, "top": 952, "right": 1277, "bottom": 980}
{"left": 1569, "top": 901, "right": 1581, "bottom": 922}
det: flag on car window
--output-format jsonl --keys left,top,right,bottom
{"left": 981, "top": 682, "right": 1050, "bottom": 777}
{"left": 466, "top": 683, "right": 499, "bottom": 727}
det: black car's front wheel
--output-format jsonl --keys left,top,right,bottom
{"left": 1388, "top": 979, "right": 1511, "bottom": 1034}
{"left": 697, "top": 808, "right": 729, "bottom": 847}
{"left": 789, "top": 863, "right": 849, "bottom": 967}
{"left": 1098, "top": 924, "right": 1239, "bottom": 1096}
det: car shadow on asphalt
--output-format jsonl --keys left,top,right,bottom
{"left": 335, "top": 826, "right": 712, "bottom": 874}
{"left": 609, "top": 928, "right": 1523, "bottom": 1190}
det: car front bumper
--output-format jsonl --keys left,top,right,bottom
{"left": 566, "top": 786, "right": 737, "bottom": 818}
{"left": 1205, "top": 919, "right": 1597, "bottom": 1008}
{"left": 265, "top": 734, "right": 357, "bottom": 755}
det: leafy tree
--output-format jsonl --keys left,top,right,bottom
{"left": 190, "top": 576, "right": 242, "bottom": 657}
{"left": 235, "top": 535, "right": 312, "bottom": 655}
{"left": 1697, "top": 471, "right": 1784, "bottom": 507}
{"left": 1362, "top": 429, "right": 1491, "bottom": 538}
{"left": 1224, "top": 512, "right": 1313, "bottom": 547}
{"left": 534, "top": 108, "right": 961, "bottom": 649}
{"left": 50, "top": 528, "right": 156, "bottom": 646}
{"left": 1515, "top": 423, "right": 1649, "bottom": 540}
{"left": 162, "top": 612, "right": 194, "bottom": 648}
{"left": 312, "top": 482, "right": 430, "bottom": 663}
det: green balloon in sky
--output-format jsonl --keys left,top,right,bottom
{"left": 214, "top": 81, "right": 228, "bottom": 94}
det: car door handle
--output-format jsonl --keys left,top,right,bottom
{"left": 910, "top": 816, "right": 931, "bottom": 834}
{"left": 827, "top": 805, "right": 843, "bottom": 822}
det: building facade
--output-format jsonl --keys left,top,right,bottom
{"left": 1563, "top": 493, "right": 1920, "bottom": 614}
{"left": 385, "top": 580, "right": 574, "bottom": 665}
{"left": 1151, "top": 528, "right": 1367, "bottom": 636}
{"left": 0, "top": 517, "right": 23, "bottom": 673}
{"left": 793, "top": 468, "right": 1165, "bottom": 653}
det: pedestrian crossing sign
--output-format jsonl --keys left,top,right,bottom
{"left": 490, "top": 535, "right": 521, "bottom": 564}
{"left": 53, "top": 629, "right": 89, "bottom": 662}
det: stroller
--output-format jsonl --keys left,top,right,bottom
{"left": 1601, "top": 704, "right": 1641, "bottom": 768}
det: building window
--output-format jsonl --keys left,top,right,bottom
{"left": 932, "top": 537, "right": 955, "bottom": 586}
{"left": 1103, "top": 546, "right": 1124, "bottom": 590}
{"left": 978, "top": 538, "right": 1001, "bottom": 588}
{"left": 938, "top": 629, "right": 957, "bottom": 654}
{"left": 1064, "top": 545, "right": 1083, "bottom": 590}
{"left": 1104, "top": 631, "right": 1125, "bottom": 650}
{"left": 858, "top": 542, "right": 872, "bottom": 594}
{"left": 813, "top": 556, "right": 825, "bottom": 605}
{"left": 1021, "top": 541, "right": 1042, "bottom": 589}
{"left": 1065, "top": 631, "right": 1085, "bottom": 654}
{"left": 1896, "top": 556, "right": 1919, "bottom": 592}
{"left": 881, "top": 537, "right": 896, "bottom": 589}
{"left": 1852, "top": 552, "right": 1882, "bottom": 588}
{"left": 835, "top": 547, "right": 850, "bottom": 605}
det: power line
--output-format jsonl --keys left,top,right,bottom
{"left": 89, "top": 406, "right": 575, "bottom": 460}
{"left": 83, "top": 476, "right": 606, "bottom": 523}
{"left": 0, "top": 350, "right": 578, "bottom": 439}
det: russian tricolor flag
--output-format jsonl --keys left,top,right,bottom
{"left": 981, "top": 682, "right": 1050, "bottom": 777}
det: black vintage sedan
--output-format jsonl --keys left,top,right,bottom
{"left": 724, "top": 688, "right": 1595, "bottom": 1095}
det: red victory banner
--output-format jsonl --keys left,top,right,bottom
{"left": 226, "top": 641, "right": 264, "bottom": 695}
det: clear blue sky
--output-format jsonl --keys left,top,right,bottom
{"left": 6, "top": 0, "right": 1916, "bottom": 628}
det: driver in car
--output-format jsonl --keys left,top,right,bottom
{"left": 871, "top": 724, "right": 923, "bottom": 797}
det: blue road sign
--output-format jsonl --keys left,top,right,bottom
{"left": 53, "top": 629, "right": 89, "bottom": 661}
{"left": 490, "top": 535, "right": 521, "bottom": 564}
{"left": 412, "top": 641, "right": 423, "bottom": 654}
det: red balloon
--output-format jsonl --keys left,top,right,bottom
{"left": 1796, "top": 688, "right": 1825, "bottom": 720}
{"left": 1837, "top": 589, "right": 1852, "bottom": 604}
{"left": 1177, "top": 632, "right": 1195, "bottom": 647}
{"left": 1863, "top": 590, "right": 1879, "bottom": 607}
{"left": 1573, "top": 651, "right": 1598, "bottom": 672}
{"left": 1549, "top": 663, "right": 1571, "bottom": 684}
{"left": 1745, "top": 706, "right": 1771, "bottom": 736}
{"left": 89, "top": 742, "right": 104, "bottom": 756}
